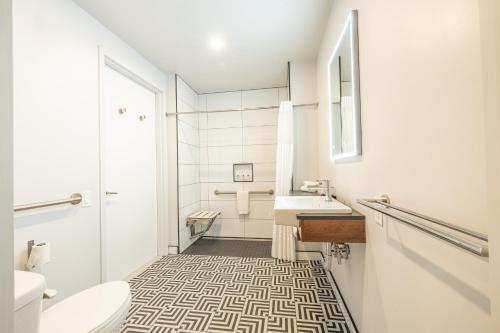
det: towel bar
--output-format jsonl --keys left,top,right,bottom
{"left": 357, "top": 197, "right": 488, "bottom": 257}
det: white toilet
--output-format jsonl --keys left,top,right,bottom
{"left": 14, "top": 270, "right": 131, "bottom": 333}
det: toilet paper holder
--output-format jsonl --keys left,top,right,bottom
{"left": 26, "top": 240, "right": 51, "bottom": 272}
{"left": 27, "top": 240, "right": 35, "bottom": 257}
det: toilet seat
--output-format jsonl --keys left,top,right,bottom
{"left": 39, "top": 281, "right": 131, "bottom": 333}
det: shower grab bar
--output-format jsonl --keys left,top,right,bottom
{"left": 357, "top": 198, "right": 488, "bottom": 257}
{"left": 14, "top": 193, "right": 82, "bottom": 212}
{"left": 214, "top": 189, "right": 274, "bottom": 195}
{"left": 165, "top": 103, "right": 318, "bottom": 116}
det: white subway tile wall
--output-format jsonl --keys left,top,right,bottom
{"left": 178, "top": 85, "right": 288, "bottom": 244}
{"left": 200, "top": 88, "right": 283, "bottom": 239}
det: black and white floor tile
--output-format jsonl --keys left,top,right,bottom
{"left": 121, "top": 255, "right": 355, "bottom": 333}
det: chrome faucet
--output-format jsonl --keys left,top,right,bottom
{"left": 317, "top": 179, "right": 332, "bottom": 201}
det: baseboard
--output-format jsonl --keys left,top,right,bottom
{"left": 322, "top": 257, "right": 359, "bottom": 333}
{"left": 124, "top": 256, "right": 161, "bottom": 281}
{"left": 168, "top": 245, "right": 179, "bottom": 254}
{"left": 296, "top": 250, "right": 323, "bottom": 260}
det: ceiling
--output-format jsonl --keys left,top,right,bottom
{"left": 74, "top": 0, "right": 333, "bottom": 93}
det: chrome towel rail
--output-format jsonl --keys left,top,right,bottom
{"left": 357, "top": 197, "right": 488, "bottom": 257}
{"left": 214, "top": 189, "right": 274, "bottom": 195}
{"left": 14, "top": 193, "right": 82, "bottom": 212}
{"left": 373, "top": 199, "right": 488, "bottom": 242}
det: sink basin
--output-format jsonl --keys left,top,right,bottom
{"left": 274, "top": 196, "right": 352, "bottom": 226}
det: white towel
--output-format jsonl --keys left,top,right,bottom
{"left": 300, "top": 185, "right": 318, "bottom": 193}
{"left": 237, "top": 191, "right": 249, "bottom": 215}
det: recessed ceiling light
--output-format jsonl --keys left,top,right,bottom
{"left": 209, "top": 35, "right": 226, "bottom": 52}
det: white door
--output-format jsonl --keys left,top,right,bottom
{"left": 102, "top": 65, "right": 158, "bottom": 281}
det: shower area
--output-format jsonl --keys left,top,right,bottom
{"left": 172, "top": 60, "right": 320, "bottom": 256}
{"left": 174, "top": 76, "right": 289, "bottom": 253}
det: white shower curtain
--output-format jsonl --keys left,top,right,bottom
{"left": 271, "top": 101, "right": 296, "bottom": 261}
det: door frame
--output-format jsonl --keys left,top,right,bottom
{"left": 97, "top": 47, "right": 167, "bottom": 282}
{"left": 0, "top": 0, "right": 13, "bottom": 330}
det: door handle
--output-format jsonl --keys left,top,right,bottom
{"left": 106, "top": 191, "right": 119, "bottom": 195}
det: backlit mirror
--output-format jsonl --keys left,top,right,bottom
{"left": 328, "top": 10, "right": 361, "bottom": 161}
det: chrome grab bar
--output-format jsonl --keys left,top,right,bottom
{"left": 14, "top": 193, "right": 82, "bottom": 212}
{"left": 372, "top": 199, "right": 488, "bottom": 242}
{"left": 214, "top": 189, "right": 274, "bottom": 195}
{"left": 357, "top": 197, "right": 488, "bottom": 257}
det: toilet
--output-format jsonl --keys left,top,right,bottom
{"left": 14, "top": 270, "right": 131, "bottom": 333}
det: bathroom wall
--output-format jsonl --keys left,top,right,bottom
{"left": 176, "top": 77, "right": 201, "bottom": 252}
{"left": 479, "top": 0, "right": 500, "bottom": 329}
{"left": 166, "top": 75, "right": 179, "bottom": 254}
{"left": 13, "top": 0, "right": 170, "bottom": 307}
{"left": 316, "top": 0, "right": 491, "bottom": 332}
{"left": 198, "top": 88, "right": 288, "bottom": 239}
{"left": 176, "top": 85, "right": 290, "bottom": 250}
{"left": 0, "top": 0, "right": 13, "bottom": 330}
{"left": 175, "top": 84, "right": 321, "bottom": 247}
{"left": 289, "top": 60, "right": 319, "bottom": 190}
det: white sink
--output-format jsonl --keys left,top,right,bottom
{"left": 274, "top": 196, "right": 352, "bottom": 226}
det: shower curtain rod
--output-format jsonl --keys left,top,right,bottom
{"left": 165, "top": 102, "right": 318, "bottom": 117}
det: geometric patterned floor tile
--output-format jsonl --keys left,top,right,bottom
{"left": 208, "top": 311, "right": 240, "bottom": 332}
{"left": 236, "top": 315, "right": 267, "bottom": 333}
{"left": 120, "top": 255, "right": 355, "bottom": 333}
{"left": 267, "top": 316, "right": 297, "bottom": 333}
{"left": 269, "top": 299, "right": 296, "bottom": 317}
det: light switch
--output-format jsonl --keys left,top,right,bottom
{"left": 81, "top": 190, "right": 92, "bottom": 207}
{"left": 374, "top": 212, "right": 383, "bottom": 227}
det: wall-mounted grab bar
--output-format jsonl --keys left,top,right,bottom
{"left": 357, "top": 198, "right": 488, "bottom": 257}
{"left": 214, "top": 189, "right": 274, "bottom": 195}
{"left": 372, "top": 199, "right": 488, "bottom": 242}
{"left": 14, "top": 193, "right": 82, "bottom": 212}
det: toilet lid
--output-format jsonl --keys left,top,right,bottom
{"left": 40, "top": 281, "right": 130, "bottom": 333}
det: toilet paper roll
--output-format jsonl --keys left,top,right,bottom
{"left": 26, "top": 242, "right": 50, "bottom": 272}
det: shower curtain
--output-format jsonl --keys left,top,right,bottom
{"left": 271, "top": 101, "right": 296, "bottom": 261}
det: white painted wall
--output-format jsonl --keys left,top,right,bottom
{"left": 290, "top": 60, "right": 317, "bottom": 104}
{"left": 316, "top": 1, "right": 491, "bottom": 332}
{"left": 478, "top": 0, "right": 500, "bottom": 330}
{"left": 13, "top": 0, "right": 170, "bottom": 307}
{"left": 289, "top": 61, "right": 319, "bottom": 191}
{"left": 0, "top": 0, "right": 14, "bottom": 331}
{"left": 290, "top": 60, "right": 317, "bottom": 106}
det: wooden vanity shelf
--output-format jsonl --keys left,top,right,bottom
{"left": 296, "top": 211, "right": 366, "bottom": 243}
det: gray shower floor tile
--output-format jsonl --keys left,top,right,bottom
{"left": 182, "top": 239, "right": 273, "bottom": 258}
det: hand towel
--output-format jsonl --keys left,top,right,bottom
{"left": 300, "top": 185, "right": 318, "bottom": 193}
{"left": 237, "top": 191, "right": 249, "bottom": 215}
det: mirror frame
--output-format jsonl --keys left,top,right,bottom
{"left": 327, "top": 10, "right": 362, "bottom": 161}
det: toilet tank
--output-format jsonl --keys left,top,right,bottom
{"left": 14, "top": 270, "right": 46, "bottom": 333}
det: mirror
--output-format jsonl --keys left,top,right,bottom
{"left": 328, "top": 10, "right": 361, "bottom": 161}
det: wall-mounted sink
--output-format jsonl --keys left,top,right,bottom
{"left": 274, "top": 196, "right": 352, "bottom": 226}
